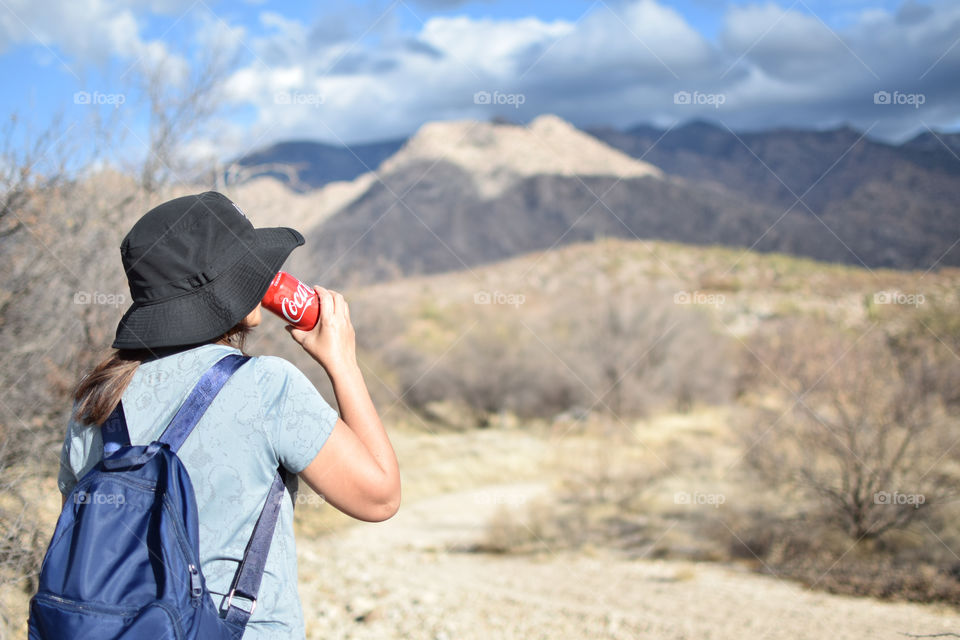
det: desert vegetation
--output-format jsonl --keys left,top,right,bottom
{"left": 469, "top": 263, "right": 960, "bottom": 605}
{"left": 351, "top": 283, "right": 736, "bottom": 426}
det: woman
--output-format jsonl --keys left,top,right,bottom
{"left": 57, "top": 191, "right": 401, "bottom": 639}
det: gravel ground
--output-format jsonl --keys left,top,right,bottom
{"left": 297, "top": 484, "right": 960, "bottom": 640}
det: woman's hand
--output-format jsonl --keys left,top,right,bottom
{"left": 286, "top": 286, "right": 357, "bottom": 375}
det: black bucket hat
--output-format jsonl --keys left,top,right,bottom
{"left": 113, "top": 191, "right": 304, "bottom": 350}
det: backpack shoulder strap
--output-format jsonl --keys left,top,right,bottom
{"left": 102, "top": 402, "right": 131, "bottom": 456}
{"left": 158, "top": 353, "right": 250, "bottom": 453}
{"left": 222, "top": 468, "right": 289, "bottom": 626}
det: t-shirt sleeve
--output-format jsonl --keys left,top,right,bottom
{"left": 57, "top": 408, "right": 103, "bottom": 497}
{"left": 255, "top": 356, "right": 339, "bottom": 474}
{"left": 57, "top": 423, "right": 78, "bottom": 497}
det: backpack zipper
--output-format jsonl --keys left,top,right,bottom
{"left": 188, "top": 564, "right": 203, "bottom": 607}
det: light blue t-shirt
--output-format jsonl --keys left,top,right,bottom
{"left": 57, "top": 343, "right": 338, "bottom": 639}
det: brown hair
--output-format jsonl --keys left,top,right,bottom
{"left": 73, "top": 320, "right": 253, "bottom": 426}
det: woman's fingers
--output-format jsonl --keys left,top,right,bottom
{"left": 332, "top": 292, "right": 346, "bottom": 320}
{"left": 285, "top": 324, "right": 307, "bottom": 343}
{"left": 285, "top": 286, "right": 356, "bottom": 372}
{"left": 314, "top": 286, "right": 335, "bottom": 325}
{"left": 322, "top": 289, "right": 349, "bottom": 323}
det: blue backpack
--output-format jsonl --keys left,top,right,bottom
{"left": 29, "top": 354, "right": 287, "bottom": 640}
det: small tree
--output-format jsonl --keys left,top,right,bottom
{"left": 137, "top": 42, "right": 238, "bottom": 192}
{"left": 745, "top": 320, "right": 958, "bottom": 540}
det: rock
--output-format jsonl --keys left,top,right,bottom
{"left": 346, "top": 596, "right": 377, "bottom": 623}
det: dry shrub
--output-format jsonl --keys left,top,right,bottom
{"left": 0, "top": 174, "right": 145, "bottom": 630}
{"left": 723, "top": 508, "right": 960, "bottom": 605}
{"left": 729, "top": 312, "right": 960, "bottom": 603}
{"left": 473, "top": 499, "right": 562, "bottom": 554}
{"left": 360, "top": 284, "right": 736, "bottom": 426}
{"left": 743, "top": 317, "right": 957, "bottom": 540}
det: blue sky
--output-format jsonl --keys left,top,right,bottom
{"left": 0, "top": 0, "right": 956, "bottom": 164}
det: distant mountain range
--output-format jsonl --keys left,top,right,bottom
{"left": 230, "top": 139, "right": 405, "bottom": 191}
{"left": 233, "top": 117, "right": 960, "bottom": 285}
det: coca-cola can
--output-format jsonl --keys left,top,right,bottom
{"left": 261, "top": 271, "right": 320, "bottom": 330}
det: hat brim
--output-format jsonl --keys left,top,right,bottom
{"left": 112, "top": 226, "right": 305, "bottom": 350}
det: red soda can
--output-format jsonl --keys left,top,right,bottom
{"left": 261, "top": 271, "right": 320, "bottom": 330}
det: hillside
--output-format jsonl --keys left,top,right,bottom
{"left": 337, "top": 236, "right": 960, "bottom": 342}
{"left": 588, "top": 121, "right": 960, "bottom": 269}
{"left": 235, "top": 116, "right": 960, "bottom": 278}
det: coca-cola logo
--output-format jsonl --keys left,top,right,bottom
{"left": 280, "top": 281, "right": 315, "bottom": 324}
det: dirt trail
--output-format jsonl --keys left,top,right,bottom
{"left": 297, "top": 483, "right": 960, "bottom": 639}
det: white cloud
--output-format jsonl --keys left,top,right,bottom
{"left": 420, "top": 15, "right": 572, "bottom": 76}
{"left": 0, "top": 0, "right": 190, "bottom": 80}
{"left": 8, "top": 0, "right": 958, "bottom": 154}
{"left": 722, "top": 4, "right": 847, "bottom": 79}
{"left": 148, "top": 0, "right": 960, "bottom": 148}
{"left": 221, "top": 1, "right": 734, "bottom": 148}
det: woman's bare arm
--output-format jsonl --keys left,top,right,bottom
{"left": 288, "top": 287, "right": 401, "bottom": 522}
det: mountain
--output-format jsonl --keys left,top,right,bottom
{"left": 228, "top": 139, "right": 404, "bottom": 191}
{"left": 900, "top": 130, "right": 960, "bottom": 172}
{"left": 587, "top": 121, "right": 960, "bottom": 269}
{"left": 294, "top": 116, "right": 841, "bottom": 287}
{"left": 377, "top": 114, "right": 661, "bottom": 197}
{"left": 240, "top": 116, "right": 960, "bottom": 285}
{"left": 589, "top": 121, "right": 924, "bottom": 210}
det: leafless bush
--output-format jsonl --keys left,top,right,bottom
{"left": 363, "top": 286, "right": 736, "bottom": 425}
{"left": 560, "top": 286, "right": 735, "bottom": 416}
{"left": 0, "top": 168, "right": 141, "bottom": 624}
{"left": 890, "top": 300, "right": 960, "bottom": 411}
{"left": 743, "top": 318, "right": 959, "bottom": 541}
{"left": 723, "top": 507, "right": 960, "bottom": 605}
{"left": 137, "top": 39, "right": 239, "bottom": 192}
{"left": 399, "top": 316, "right": 581, "bottom": 423}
